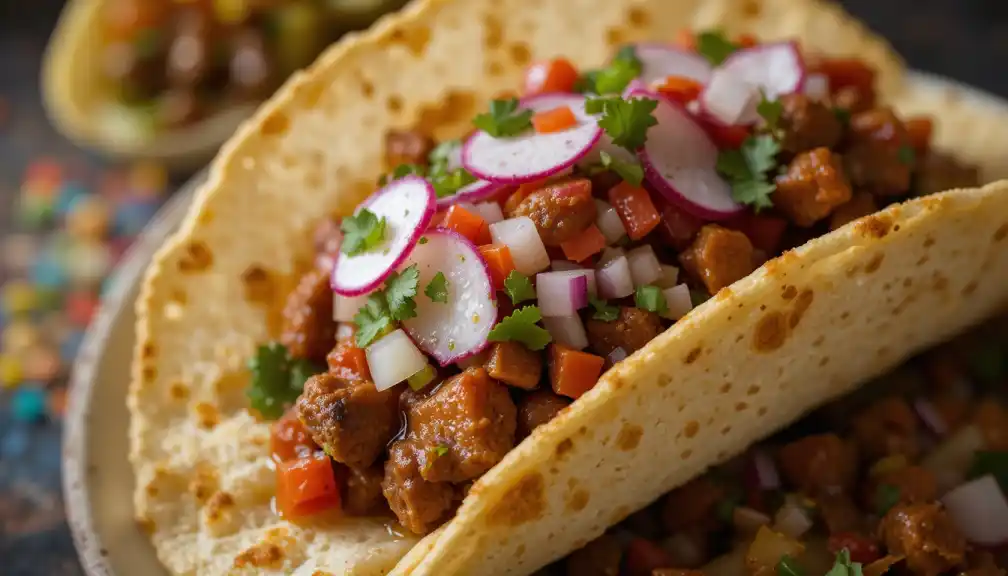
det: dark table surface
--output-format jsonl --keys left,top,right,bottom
{"left": 1, "top": 1, "right": 1006, "bottom": 574}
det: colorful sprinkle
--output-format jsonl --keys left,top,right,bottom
{"left": 11, "top": 386, "right": 47, "bottom": 423}
{"left": 0, "top": 354, "right": 23, "bottom": 387}
{"left": 2, "top": 320, "right": 40, "bottom": 354}
{"left": 65, "top": 241, "right": 112, "bottom": 286}
{"left": 59, "top": 330, "right": 86, "bottom": 364}
{"left": 65, "top": 291, "right": 99, "bottom": 327}
{"left": 55, "top": 181, "right": 88, "bottom": 218}
{"left": 23, "top": 345, "right": 62, "bottom": 382}
{"left": 2, "top": 280, "right": 38, "bottom": 316}
{"left": 129, "top": 161, "right": 169, "bottom": 199}
{"left": 17, "top": 193, "right": 54, "bottom": 228}
{"left": 48, "top": 387, "right": 68, "bottom": 417}
{"left": 3, "top": 233, "right": 40, "bottom": 272}
{"left": 66, "top": 195, "right": 111, "bottom": 240}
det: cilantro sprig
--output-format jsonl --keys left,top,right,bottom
{"left": 426, "top": 139, "right": 479, "bottom": 198}
{"left": 589, "top": 296, "right": 620, "bottom": 321}
{"left": 246, "top": 342, "right": 323, "bottom": 420}
{"left": 696, "top": 30, "right": 738, "bottom": 66}
{"left": 473, "top": 98, "right": 534, "bottom": 138}
{"left": 586, "top": 95, "right": 658, "bottom": 152}
{"left": 574, "top": 45, "right": 643, "bottom": 95}
{"left": 353, "top": 264, "right": 422, "bottom": 347}
{"left": 340, "top": 208, "right": 387, "bottom": 256}
{"left": 826, "top": 549, "right": 864, "bottom": 576}
{"left": 599, "top": 150, "right": 644, "bottom": 186}
{"left": 635, "top": 285, "right": 668, "bottom": 315}
{"left": 504, "top": 270, "right": 537, "bottom": 305}
{"left": 488, "top": 306, "right": 552, "bottom": 351}
{"left": 378, "top": 163, "right": 424, "bottom": 187}
{"left": 425, "top": 272, "right": 449, "bottom": 303}
{"left": 716, "top": 134, "right": 781, "bottom": 211}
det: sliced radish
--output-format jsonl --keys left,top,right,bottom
{"left": 634, "top": 89, "right": 742, "bottom": 220}
{"left": 633, "top": 43, "right": 713, "bottom": 88}
{"left": 700, "top": 68, "right": 759, "bottom": 126}
{"left": 401, "top": 229, "right": 496, "bottom": 366}
{"left": 332, "top": 176, "right": 436, "bottom": 296}
{"left": 717, "top": 42, "right": 805, "bottom": 102}
{"left": 463, "top": 94, "right": 602, "bottom": 184}
{"left": 436, "top": 145, "right": 505, "bottom": 208}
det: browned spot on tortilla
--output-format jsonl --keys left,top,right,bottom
{"left": 555, "top": 438, "right": 574, "bottom": 459}
{"left": 194, "top": 402, "right": 219, "bottom": 429}
{"left": 812, "top": 335, "right": 825, "bottom": 347}
{"left": 386, "top": 95, "right": 403, "bottom": 114}
{"left": 234, "top": 542, "right": 284, "bottom": 569}
{"left": 358, "top": 76, "right": 375, "bottom": 97}
{"left": 715, "top": 287, "right": 733, "bottom": 301}
{"left": 781, "top": 285, "right": 797, "bottom": 300}
{"left": 753, "top": 311, "right": 788, "bottom": 352}
{"left": 606, "top": 26, "right": 624, "bottom": 46}
{"left": 486, "top": 60, "right": 504, "bottom": 77}
{"left": 177, "top": 241, "right": 213, "bottom": 273}
{"left": 617, "top": 423, "right": 643, "bottom": 451}
{"left": 508, "top": 43, "right": 531, "bottom": 65}
{"left": 742, "top": 0, "right": 762, "bottom": 16}
{"left": 169, "top": 381, "right": 189, "bottom": 401}
{"left": 995, "top": 224, "right": 1008, "bottom": 242}
{"left": 819, "top": 357, "right": 830, "bottom": 367}
{"left": 736, "top": 402, "right": 749, "bottom": 412}
{"left": 241, "top": 265, "right": 275, "bottom": 306}
{"left": 962, "top": 281, "right": 979, "bottom": 296}
{"left": 197, "top": 209, "right": 214, "bottom": 224}
{"left": 626, "top": 6, "right": 649, "bottom": 27}
{"left": 684, "top": 346, "right": 702, "bottom": 364}
{"left": 855, "top": 214, "right": 892, "bottom": 239}
{"left": 721, "top": 425, "right": 732, "bottom": 435}
{"left": 917, "top": 254, "right": 929, "bottom": 266}
{"left": 876, "top": 346, "right": 891, "bottom": 359}
{"left": 142, "top": 365, "right": 157, "bottom": 383}
{"left": 483, "top": 15, "right": 503, "bottom": 49}
{"left": 903, "top": 278, "right": 913, "bottom": 288}
{"left": 681, "top": 449, "right": 693, "bottom": 460}
{"left": 145, "top": 482, "right": 159, "bottom": 497}
{"left": 747, "top": 385, "right": 760, "bottom": 395}
{"left": 840, "top": 311, "right": 850, "bottom": 320}
{"left": 864, "top": 253, "right": 885, "bottom": 274}
{"left": 932, "top": 272, "right": 949, "bottom": 292}
{"left": 297, "top": 80, "right": 326, "bottom": 109}
{"left": 169, "top": 288, "right": 187, "bottom": 306}
{"left": 486, "top": 473, "right": 545, "bottom": 526}
{"left": 683, "top": 420, "right": 699, "bottom": 438}
{"left": 142, "top": 342, "right": 156, "bottom": 358}
{"left": 923, "top": 235, "right": 936, "bottom": 248}
{"left": 260, "top": 111, "right": 289, "bottom": 136}
{"left": 385, "top": 25, "right": 430, "bottom": 56}
{"left": 137, "top": 517, "right": 155, "bottom": 534}
{"left": 789, "top": 289, "right": 815, "bottom": 329}
{"left": 566, "top": 488, "right": 590, "bottom": 512}
{"left": 415, "top": 90, "right": 477, "bottom": 136}
{"left": 205, "top": 490, "right": 235, "bottom": 522}
{"left": 758, "top": 406, "right": 768, "bottom": 416}
{"left": 720, "top": 382, "right": 732, "bottom": 394}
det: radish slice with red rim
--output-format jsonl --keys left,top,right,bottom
{"left": 401, "top": 228, "right": 497, "bottom": 366}
{"left": 633, "top": 89, "right": 743, "bottom": 220}
{"left": 632, "top": 43, "right": 713, "bottom": 87}
{"left": 463, "top": 94, "right": 602, "bottom": 184}
{"left": 332, "top": 176, "right": 436, "bottom": 296}
{"left": 435, "top": 145, "right": 505, "bottom": 208}
{"left": 717, "top": 42, "right": 805, "bottom": 101}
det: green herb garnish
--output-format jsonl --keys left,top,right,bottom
{"left": 898, "top": 145, "right": 916, "bottom": 166}
{"left": 588, "top": 95, "right": 659, "bottom": 152}
{"left": 777, "top": 555, "right": 806, "bottom": 576}
{"left": 384, "top": 265, "right": 420, "bottom": 321}
{"left": 487, "top": 306, "right": 553, "bottom": 351}
{"left": 696, "top": 30, "right": 738, "bottom": 66}
{"left": 967, "top": 452, "right": 1008, "bottom": 492}
{"left": 690, "top": 289, "right": 712, "bottom": 307}
{"left": 589, "top": 296, "right": 620, "bottom": 321}
{"left": 599, "top": 150, "right": 644, "bottom": 186}
{"left": 354, "top": 295, "right": 393, "bottom": 348}
{"left": 473, "top": 98, "right": 534, "bottom": 138}
{"left": 826, "top": 549, "right": 863, "bottom": 576}
{"left": 434, "top": 444, "right": 450, "bottom": 457}
{"left": 716, "top": 134, "right": 781, "bottom": 211}
{"left": 378, "top": 163, "right": 425, "bottom": 187}
{"left": 635, "top": 285, "right": 668, "bottom": 315}
{"left": 504, "top": 270, "right": 537, "bottom": 305}
{"left": 407, "top": 364, "right": 436, "bottom": 391}
{"left": 428, "top": 139, "right": 461, "bottom": 167}
{"left": 425, "top": 272, "right": 449, "bottom": 303}
{"left": 757, "top": 91, "right": 783, "bottom": 132}
{"left": 246, "top": 343, "right": 322, "bottom": 419}
{"left": 832, "top": 107, "right": 852, "bottom": 126}
{"left": 593, "top": 46, "right": 643, "bottom": 94}
{"left": 340, "top": 208, "right": 387, "bottom": 256}
{"left": 874, "top": 483, "right": 901, "bottom": 516}
{"left": 352, "top": 265, "right": 421, "bottom": 347}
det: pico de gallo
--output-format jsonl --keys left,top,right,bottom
{"left": 539, "top": 312, "right": 1008, "bottom": 576}
{"left": 248, "top": 30, "right": 982, "bottom": 538}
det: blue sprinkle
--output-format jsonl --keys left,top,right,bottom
{"left": 55, "top": 182, "right": 89, "bottom": 217}
{"left": 30, "top": 253, "right": 68, "bottom": 288}
{"left": 1, "top": 425, "right": 29, "bottom": 458}
{"left": 11, "top": 386, "right": 47, "bottom": 423}
{"left": 113, "top": 199, "right": 160, "bottom": 237}
{"left": 60, "top": 330, "right": 86, "bottom": 363}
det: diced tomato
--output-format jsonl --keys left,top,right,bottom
{"left": 479, "top": 244, "right": 516, "bottom": 291}
{"left": 624, "top": 538, "right": 674, "bottom": 576}
{"left": 656, "top": 201, "right": 703, "bottom": 251}
{"left": 504, "top": 180, "right": 547, "bottom": 215}
{"left": 696, "top": 113, "right": 750, "bottom": 149}
{"left": 327, "top": 339, "right": 371, "bottom": 381}
{"left": 270, "top": 408, "right": 318, "bottom": 464}
{"left": 532, "top": 106, "right": 578, "bottom": 134}
{"left": 905, "top": 116, "right": 933, "bottom": 153}
{"left": 811, "top": 58, "right": 876, "bottom": 95}
{"left": 607, "top": 182, "right": 661, "bottom": 240}
{"left": 560, "top": 224, "right": 606, "bottom": 263}
{"left": 443, "top": 204, "right": 492, "bottom": 245}
{"left": 828, "top": 532, "right": 882, "bottom": 564}
{"left": 674, "top": 29, "right": 696, "bottom": 51}
{"left": 736, "top": 33, "right": 758, "bottom": 48}
{"left": 524, "top": 58, "right": 579, "bottom": 96}
{"left": 657, "top": 76, "right": 703, "bottom": 105}
{"left": 275, "top": 454, "right": 342, "bottom": 518}
{"left": 726, "top": 212, "right": 788, "bottom": 254}
{"left": 549, "top": 344, "right": 605, "bottom": 399}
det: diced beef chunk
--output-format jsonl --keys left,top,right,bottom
{"left": 974, "top": 398, "right": 1008, "bottom": 450}
{"left": 914, "top": 152, "right": 981, "bottom": 197}
{"left": 661, "top": 477, "right": 724, "bottom": 534}
{"left": 872, "top": 465, "right": 938, "bottom": 509}
{"left": 851, "top": 396, "right": 920, "bottom": 461}
{"left": 878, "top": 503, "right": 966, "bottom": 576}
{"left": 381, "top": 440, "right": 457, "bottom": 535}
{"left": 343, "top": 465, "right": 388, "bottom": 516}
{"left": 778, "top": 93, "right": 843, "bottom": 154}
{"left": 679, "top": 225, "right": 756, "bottom": 295}
{"left": 843, "top": 108, "right": 913, "bottom": 196}
{"left": 778, "top": 433, "right": 858, "bottom": 495}
{"left": 818, "top": 493, "right": 865, "bottom": 534}
{"left": 565, "top": 534, "right": 623, "bottom": 576}
{"left": 485, "top": 341, "right": 543, "bottom": 389}
{"left": 516, "top": 389, "right": 571, "bottom": 440}
{"left": 296, "top": 372, "right": 400, "bottom": 469}
{"left": 401, "top": 367, "right": 516, "bottom": 484}
{"left": 384, "top": 129, "right": 434, "bottom": 169}
{"left": 829, "top": 191, "right": 878, "bottom": 230}
{"left": 280, "top": 268, "right": 336, "bottom": 362}
{"left": 512, "top": 179, "right": 597, "bottom": 246}
{"left": 585, "top": 306, "right": 663, "bottom": 358}
{"left": 774, "top": 148, "right": 852, "bottom": 227}
{"left": 832, "top": 85, "right": 876, "bottom": 115}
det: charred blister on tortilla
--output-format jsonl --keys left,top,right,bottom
{"left": 245, "top": 29, "right": 983, "bottom": 534}
{"left": 548, "top": 313, "right": 1008, "bottom": 576}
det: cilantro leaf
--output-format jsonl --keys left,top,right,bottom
{"left": 589, "top": 296, "right": 620, "bottom": 321}
{"left": 600, "top": 150, "right": 644, "bottom": 186}
{"left": 832, "top": 107, "right": 851, "bottom": 126}
{"left": 429, "top": 166, "right": 478, "bottom": 199}
{"left": 246, "top": 343, "right": 322, "bottom": 419}
{"left": 340, "top": 208, "right": 387, "bottom": 256}
{"left": 573, "top": 69, "right": 602, "bottom": 94}
{"left": 487, "top": 306, "right": 553, "bottom": 351}
{"left": 716, "top": 134, "right": 781, "bottom": 211}
{"left": 967, "top": 452, "right": 1008, "bottom": 492}
{"left": 898, "top": 144, "right": 916, "bottom": 165}
{"left": 690, "top": 288, "right": 712, "bottom": 307}
{"left": 428, "top": 139, "right": 461, "bottom": 167}
{"left": 385, "top": 265, "right": 420, "bottom": 321}
{"left": 354, "top": 295, "right": 392, "bottom": 347}
{"left": 473, "top": 98, "right": 534, "bottom": 137}
{"left": 379, "top": 163, "right": 425, "bottom": 187}
{"left": 696, "top": 30, "right": 738, "bottom": 66}
{"left": 635, "top": 285, "right": 668, "bottom": 315}
{"left": 584, "top": 95, "right": 615, "bottom": 115}
{"left": 826, "top": 549, "right": 863, "bottom": 576}
{"left": 777, "top": 555, "right": 805, "bottom": 576}
{"left": 732, "top": 179, "right": 777, "bottom": 211}
{"left": 715, "top": 149, "right": 751, "bottom": 181}
{"left": 595, "top": 96, "right": 659, "bottom": 151}
{"left": 743, "top": 134, "right": 781, "bottom": 175}
{"left": 874, "top": 483, "right": 901, "bottom": 516}
{"left": 756, "top": 92, "right": 783, "bottom": 132}
{"left": 434, "top": 444, "right": 450, "bottom": 457}
{"left": 504, "top": 270, "right": 537, "bottom": 305}
{"left": 593, "top": 47, "right": 643, "bottom": 95}
{"left": 425, "top": 271, "right": 449, "bottom": 303}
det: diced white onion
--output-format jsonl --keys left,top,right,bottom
{"left": 548, "top": 268, "right": 597, "bottom": 297}
{"left": 473, "top": 201, "right": 504, "bottom": 224}
{"left": 773, "top": 505, "right": 813, "bottom": 539}
{"left": 803, "top": 73, "right": 830, "bottom": 101}
{"left": 608, "top": 347, "right": 628, "bottom": 365}
{"left": 333, "top": 292, "right": 370, "bottom": 322}
{"left": 594, "top": 199, "right": 627, "bottom": 245}
{"left": 542, "top": 315, "right": 589, "bottom": 349}
{"left": 551, "top": 260, "right": 582, "bottom": 272}
{"left": 365, "top": 329, "right": 428, "bottom": 391}
{"left": 942, "top": 475, "right": 1008, "bottom": 545}
{"left": 914, "top": 397, "right": 948, "bottom": 437}
{"left": 662, "top": 284, "right": 694, "bottom": 320}
{"left": 596, "top": 256, "right": 634, "bottom": 299}
{"left": 657, "top": 264, "right": 679, "bottom": 289}
{"left": 922, "top": 424, "right": 985, "bottom": 492}
{"left": 662, "top": 532, "right": 705, "bottom": 569}
{"left": 702, "top": 68, "right": 758, "bottom": 125}
{"left": 537, "top": 271, "right": 589, "bottom": 317}
{"left": 627, "top": 245, "right": 662, "bottom": 287}
{"left": 335, "top": 323, "right": 355, "bottom": 341}
{"left": 490, "top": 216, "right": 550, "bottom": 275}
{"left": 733, "top": 506, "right": 772, "bottom": 533}
{"left": 598, "top": 246, "right": 626, "bottom": 267}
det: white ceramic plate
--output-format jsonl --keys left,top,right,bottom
{"left": 61, "top": 72, "right": 1008, "bottom": 575}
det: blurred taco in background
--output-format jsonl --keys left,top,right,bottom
{"left": 127, "top": 0, "right": 1008, "bottom": 574}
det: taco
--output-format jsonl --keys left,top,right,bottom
{"left": 127, "top": 0, "right": 1008, "bottom": 574}
{"left": 545, "top": 313, "right": 1008, "bottom": 576}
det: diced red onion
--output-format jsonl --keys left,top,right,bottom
{"left": 662, "top": 284, "right": 694, "bottom": 320}
{"left": 551, "top": 260, "right": 582, "bottom": 272}
{"left": 473, "top": 201, "right": 504, "bottom": 224}
{"left": 662, "top": 532, "right": 704, "bottom": 569}
{"left": 627, "top": 245, "right": 662, "bottom": 287}
{"left": 489, "top": 216, "right": 550, "bottom": 275}
{"left": 551, "top": 268, "right": 597, "bottom": 297}
{"left": 598, "top": 246, "right": 626, "bottom": 267}
{"left": 942, "top": 475, "right": 1008, "bottom": 546}
{"left": 333, "top": 292, "right": 370, "bottom": 322}
{"left": 537, "top": 271, "right": 589, "bottom": 317}
{"left": 752, "top": 450, "right": 781, "bottom": 490}
{"left": 774, "top": 505, "right": 813, "bottom": 539}
{"left": 365, "top": 329, "right": 428, "bottom": 391}
{"left": 608, "top": 347, "right": 628, "bottom": 364}
{"left": 542, "top": 314, "right": 589, "bottom": 349}
{"left": 914, "top": 397, "right": 948, "bottom": 437}
{"left": 657, "top": 264, "right": 679, "bottom": 288}
{"left": 596, "top": 256, "right": 634, "bottom": 299}
{"left": 594, "top": 199, "right": 627, "bottom": 245}
{"left": 335, "top": 322, "right": 355, "bottom": 341}
{"left": 733, "top": 506, "right": 772, "bottom": 533}
{"left": 702, "top": 68, "right": 758, "bottom": 125}
{"left": 803, "top": 73, "right": 830, "bottom": 101}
